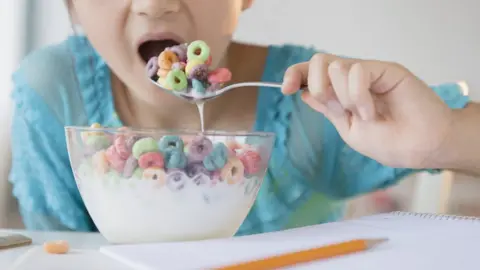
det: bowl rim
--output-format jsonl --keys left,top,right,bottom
{"left": 64, "top": 126, "right": 276, "bottom": 138}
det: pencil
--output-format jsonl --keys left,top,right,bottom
{"left": 215, "top": 238, "right": 388, "bottom": 270}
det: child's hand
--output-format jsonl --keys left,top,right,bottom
{"left": 282, "top": 53, "right": 455, "bottom": 169}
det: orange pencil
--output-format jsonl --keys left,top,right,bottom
{"left": 215, "top": 238, "right": 388, "bottom": 270}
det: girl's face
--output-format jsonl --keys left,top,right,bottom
{"left": 71, "top": 0, "right": 252, "bottom": 104}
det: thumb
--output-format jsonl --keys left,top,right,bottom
{"left": 301, "top": 92, "right": 350, "bottom": 134}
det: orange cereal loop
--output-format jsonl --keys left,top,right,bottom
{"left": 158, "top": 50, "right": 179, "bottom": 70}
{"left": 44, "top": 240, "right": 70, "bottom": 254}
{"left": 157, "top": 68, "right": 170, "bottom": 78}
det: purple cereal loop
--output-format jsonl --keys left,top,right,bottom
{"left": 187, "top": 64, "right": 209, "bottom": 81}
{"left": 166, "top": 170, "right": 188, "bottom": 191}
{"left": 185, "top": 162, "right": 211, "bottom": 178}
{"left": 167, "top": 44, "right": 188, "bottom": 62}
{"left": 146, "top": 57, "right": 159, "bottom": 78}
{"left": 123, "top": 155, "right": 138, "bottom": 178}
{"left": 187, "top": 136, "right": 213, "bottom": 162}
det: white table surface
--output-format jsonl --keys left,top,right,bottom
{"left": 0, "top": 230, "right": 131, "bottom": 270}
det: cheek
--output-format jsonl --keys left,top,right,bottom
{"left": 74, "top": 1, "right": 133, "bottom": 69}
{"left": 190, "top": 1, "right": 242, "bottom": 65}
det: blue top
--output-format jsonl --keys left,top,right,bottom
{"left": 10, "top": 35, "right": 470, "bottom": 234}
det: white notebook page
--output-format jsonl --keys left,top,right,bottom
{"left": 100, "top": 212, "right": 480, "bottom": 270}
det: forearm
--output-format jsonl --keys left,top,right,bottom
{"left": 430, "top": 103, "right": 480, "bottom": 176}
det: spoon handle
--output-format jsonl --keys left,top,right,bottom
{"left": 222, "top": 82, "right": 309, "bottom": 92}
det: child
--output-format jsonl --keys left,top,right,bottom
{"left": 10, "top": 0, "right": 469, "bottom": 233}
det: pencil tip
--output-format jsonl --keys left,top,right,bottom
{"left": 366, "top": 238, "right": 388, "bottom": 248}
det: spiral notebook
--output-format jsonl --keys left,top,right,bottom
{"left": 100, "top": 211, "right": 480, "bottom": 270}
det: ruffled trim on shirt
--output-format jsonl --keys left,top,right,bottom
{"left": 10, "top": 71, "right": 93, "bottom": 231}
{"left": 66, "top": 35, "right": 116, "bottom": 126}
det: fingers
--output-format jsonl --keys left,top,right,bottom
{"left": 282, "top": 62, "right": 308, "bottom": 95}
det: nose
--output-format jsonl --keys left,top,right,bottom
{"left": 131, "top": 0, "right": 180, "bottom": 18}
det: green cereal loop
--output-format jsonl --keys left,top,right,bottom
{"left": 85, "top": 135, "right": 110, "bottom": 150}
{"left": 187, "top": 40, "right": 210, "bottom": 63}
{"left": 132, "top": 137, "right": 159, "bottom": 159}
{"left": 166, "top": 69, "right": 188, "bottom": 92}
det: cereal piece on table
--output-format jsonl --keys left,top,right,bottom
{"left": 43, "top": 240, "right": 69, "bottom": 254}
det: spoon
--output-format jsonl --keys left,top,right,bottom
{"left": 149, "top": 77, "right": 309, "bottom": 103}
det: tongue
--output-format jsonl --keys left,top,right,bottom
{"left": 139, "top": 40, "right": 180, "bottom": 63}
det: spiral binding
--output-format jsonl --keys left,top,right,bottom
{"left": 391, "top": 211, "right": 480, "bottom": 222}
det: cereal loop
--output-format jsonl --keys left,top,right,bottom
{"left": 113, "top": 136, "right": 131, "bottom": 160}
{"left": 166, "top": 69, "right": 188, "bottom": 92}
{"left": 158, "top": 135, "right": 184, "bottom": 154}
{"left": 92, "top": 150, "right": 109, "bottom": 174}
{"left": 157, "top": 68, "right": 170, "bottom": 78}
{"left": 239, "top": 149, "right": 262, "bottom": 175}
{"left": 146, "top": 57, "right": 159, "bottom": 78}
{"left": 221, "top": 156, "right": 245, "bottom": 185}
{"left": 203, "top": 143, "right": 229, "bottom": 171}
{"left": 187, "top": 136, "right": 213, "bottom": 162}
{"left": 44, "top": 240, "right": 69, "bottom": 254}
{"left": 157, "top": 77, "right": 172, "bottom": 90}
{"left": 105, "top": 145, "right": 126, "bottom": 172}
{"left": 191, "top": 79, "right": 206, "bottom": 94}
{"left": 158, "top": 50, "right": 179, "bottom": 70}
{"left": 138, "top": 152, "right": 164, "bottom": 169}
{"left": 142, "top": 167, "right": 166, "bottom": 184}
{"left": 185, "top": 59, "right": 204, "bottom": 76}
{"left": 132, "top": 137, "right": 159, "bottom": 159}
{"left": 123, "top": 155, "right": 138, "bottom": 178}
{"left": 208, "top": 68, "right": 232, "bottom": 84}
{"left": 187, "top": 40, "right": 210, "bottom": 63}
{"left": 165, "top": 150, "right": 188, "bottom": 169}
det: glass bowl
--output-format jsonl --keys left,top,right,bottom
{"left": 65, "top": 126, "right": 275, "bottom": 244}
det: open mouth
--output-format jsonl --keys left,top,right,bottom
{"left": 138, "top": 39, "right": 181, "bottom": 64}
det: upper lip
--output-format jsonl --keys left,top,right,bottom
{"left": 136, "top": 31, "right": 185, "bottom": 49}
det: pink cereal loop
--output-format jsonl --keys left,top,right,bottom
{"left": 105, "top": 145, "right": 126, "bottom": 172}
{"left": 239, "top": 149, "right": 262, "bottom": 175}
{"left": 114, "top": 135, "right": 131, "bottom": 160}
